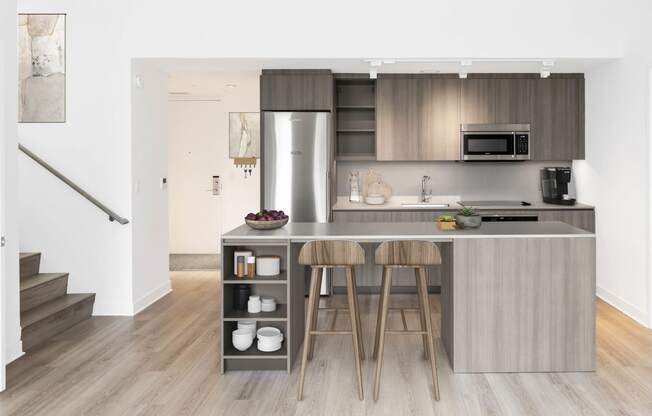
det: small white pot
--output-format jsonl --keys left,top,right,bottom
{"left": 247, "top": 296, "right": 262, "bottom": 313}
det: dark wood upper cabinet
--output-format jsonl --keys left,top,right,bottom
{"left": 495, "top": 78, "right": 535, "bottom": 124}
{"left": 461, "top": 79, "right": 496, "bottom": 124}
{"left": 376, "top": 76, "right": 460, "bottom": 161}
{"left": 260, "top": 70, "right": 333, "bottom": 111}
{"left": 531, "top": 77, "right": 584, "bottom": 160}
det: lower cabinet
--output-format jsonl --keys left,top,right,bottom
{"left": 330, "top": 208, "right": 595, "bottom": 289}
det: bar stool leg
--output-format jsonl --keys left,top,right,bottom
{"left": 373, "top": 267, "right": 389, "bottom": 360}
{"left": 417, "top": 267, "right": 440, "bottom": 401}
{"left": 298, "top": 267, "right": 322, "bottom": 401}
{"left": 373, "top": 267, "right": 392, "bottom": 401}
{"left": 415, "top": 268, "right": 429, "bottom": 361}
{"left": 344, "top": 267, "right": 364, "bottom": 400}
{"left": 350, "top": 267, "right": 365, "bottom": 361}
{"left": 307, "top": 269, "right": 322, "bottom": 360}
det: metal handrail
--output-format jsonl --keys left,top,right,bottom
{"left": 18, "top": 144, "right": 130, "bottom": 225}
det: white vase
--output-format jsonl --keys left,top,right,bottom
{"left": 247, "top": 296, "right": 262, "bottom": 313}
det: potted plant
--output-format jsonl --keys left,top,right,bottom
{"left": 456, "top": 207, "right": 482, "bottom": 229}
{"left": 436, "top": 214, "right": 457, "bottom": 230}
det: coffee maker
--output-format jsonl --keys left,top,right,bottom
{"left": 540, "top": 167, "right": 576, "bottom": 205}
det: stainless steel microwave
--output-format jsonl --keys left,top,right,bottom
{"left": 461, "top": 123, "right": 530, "bottom": 161}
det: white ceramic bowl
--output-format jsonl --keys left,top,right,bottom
{"left": 365, "top": 193, "right": 386, "bottom": 205}
{"left": 257, "top": 339, "right": 282, "bottom": 352}
{"left": 261, "top": 302, "right": 277, "bottom": 312}
{"left": 257, "top": 327, "right": 283, "bottom": 343}
{"left": 256, "top": 256, "right": 281, "bottom": 276}
{"left": 237, "top": 320, "right": 256, "bottom": 337}
{"left": 261, "top": 297, "right": 275, "bottom": 304}
{"left": 232, "top": 329, "right": 254, "bottom": 351}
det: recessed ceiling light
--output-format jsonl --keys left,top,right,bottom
{"left": 225, "top": 83, "right": 237, "bottom": 88}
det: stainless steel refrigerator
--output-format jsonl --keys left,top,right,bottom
{"left": 262, "top": 111, "right": 331, "bottom": 294}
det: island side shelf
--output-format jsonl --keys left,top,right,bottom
{"left": 221, "top": 240, "right": 300, "bottom": 373}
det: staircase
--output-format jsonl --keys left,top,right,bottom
{"left": 19, "top": 252, "right": 95, "bottom": 351}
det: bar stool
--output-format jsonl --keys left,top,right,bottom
{"left": 297, "top": 240, "right": 365, "bottom": 401}
{"left": 372, "top": 240, "right": 440, "bottom": 401}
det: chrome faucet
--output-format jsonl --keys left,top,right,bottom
{"left": 420, "top": 175, "right": 432, "bottom": 202}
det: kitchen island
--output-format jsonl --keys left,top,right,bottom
{"left": 221, "top": 221, "right": 595, "bottom": 374}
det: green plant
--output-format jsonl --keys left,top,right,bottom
{"left": 437, "top": 214, "right": 455, "bottom": 222}
{"left": 457, "top": 207, "right": 478, "bottom": 217}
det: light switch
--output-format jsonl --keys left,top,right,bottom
{"left": 160, "top": 177, "right": 167, "bottom": 189}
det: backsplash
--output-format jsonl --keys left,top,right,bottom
{"left": 336, "top": 161, "right": 576, "bottom": 202}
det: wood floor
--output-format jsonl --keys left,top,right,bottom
{"left": 1, "top": 271, "right": 651, "bottom": 416}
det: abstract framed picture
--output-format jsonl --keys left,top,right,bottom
{"left": 18, "top": 13, "right": 66, "bottom": 123}
{"left": 229, "top": 112, "right": 260, "bottom": 158}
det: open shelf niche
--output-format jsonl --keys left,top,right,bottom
{"left": 335, "top": 78, "right": 376, "bottom": 161}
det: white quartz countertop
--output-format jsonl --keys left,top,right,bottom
{"left": 332, "top": 196, "right": 594, "bottom": 211}
{"left": 222, "top": 221, "right": 594, "bottom": 242}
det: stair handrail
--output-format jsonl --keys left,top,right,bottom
{"left": 18, "top": 143, "right": 130, "bottom": 225}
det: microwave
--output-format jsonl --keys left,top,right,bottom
{"left": 461, "top": 124, "right": 530, "bottom": 161}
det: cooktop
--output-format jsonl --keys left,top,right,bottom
{"left": 459, "top": 200, "right": 532, "bottom": 207}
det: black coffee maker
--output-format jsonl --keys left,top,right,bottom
{"left": 540, "top": 167, "right": 576, "bottom": 205}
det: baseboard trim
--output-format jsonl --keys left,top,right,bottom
{"left": 133, "top": 280, "right": 172, "bottom": 315}
{"left": 6, "top": 339, "right": 24, "bottom": 364}
{"left": 334, "top": 285, "right": 441, "bottom": 295}
{"left": 596, "top": 285, "right": 650, "bottom": 328}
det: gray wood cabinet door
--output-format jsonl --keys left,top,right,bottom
{"left": 377, "top": 77, "right": 460, "bottom": 161}
{"left": 376, "top": 77, "right": 419, "bottom": 160}
{"left": 260, "top": 72, "right": 333, "bottom": 111}
{"left": 461, "top": 79, "right": 496, "bottom": 124}
{"left": 418, "top": 78, "right": 461, "bottom": 160}
{"left": 495, "top": 78, "right": 535, "bottom": 124}
{"left": 531, "top": 78, "right": 584, "bottom": 160}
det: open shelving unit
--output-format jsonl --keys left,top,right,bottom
{"left": 220, "top": 241, "right": 300, "bottom": 373}
{"left": 335, "top": 77, "right": 377, "bottom": 161}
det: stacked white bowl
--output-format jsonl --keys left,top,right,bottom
{"left": 257, "top": 327, "right": 283, "bottom": 352}
{"left": 261, "top": 297, "right": 276, "bottom": 312}
{"left": 237, "top": 320, "right": 256, "bottom": 337}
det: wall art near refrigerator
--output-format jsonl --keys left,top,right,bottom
{"left": 18, "top": 13, "right": 66, "bottom": 123}
{"left": 229, "top": 112, "right": 260, "bottom": 158}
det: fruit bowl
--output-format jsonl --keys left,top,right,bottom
{"left": 245, "top": 217, "right": 288, "bottom": 230}
{"left": 244, "top": 210, "right": 289, "bottom": 230}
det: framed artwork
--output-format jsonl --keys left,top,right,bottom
{"left": 229, "top": 112, "right": 260, "bottom": 158}
{"left": 18, "top": 13, "right": 66, "bottom": 123}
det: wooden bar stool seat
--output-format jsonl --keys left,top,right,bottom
{"left": 297, "top": 240, "right": 365, "bottom": 401}
{"left": 372, "top": 240, "right": 441, "bottom": 401}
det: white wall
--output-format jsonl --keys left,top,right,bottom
{"left": 168, "top": 74, "right": 260, "bottom": 254}
{"left": 131, "top": 60, "right": 170, "bottom": 314}
{"left": 574, "top": 0, "right": 652, "bottom": 327}
{"left": 1, "top": 0, "right": 20, "bottom": 386}
{"left": 13, "top": 0, "right": 642, "bottom": 342}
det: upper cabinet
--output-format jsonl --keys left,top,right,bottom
{"left": 461, "top": 79, "right": 496, "bottom": 124}
{"left": 260, "top": 70, "right": 333, "bottom": 111}
{"left": 459, "top": 75, "right": 584, "bottom": 160}
{"left": 531, "top": 77, "right": 584, "bottom": 160}
{"left": 377, "top": 76, "right": 460, "bottom": 161}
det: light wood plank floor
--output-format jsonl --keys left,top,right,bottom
{"left": 1, "top": 271, "right": 652, "bottom": 416}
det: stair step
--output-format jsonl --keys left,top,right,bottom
{"left": 21, "top": 293, "right": 95, "bottom": 351}
{"left": 20, "top": 273, "right": 69, "bottom": 312}
{"left": 20, "top": 252, "right": 41, "bottom": 279}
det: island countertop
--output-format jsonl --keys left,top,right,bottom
{"left": 222, "top": 221, "right": 594, "bottom": 242}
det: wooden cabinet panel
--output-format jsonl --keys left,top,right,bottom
{"left": 418, "top": 78, "right": 461, "bottom": 160}
{"left": 461, "top": 79, "right": 496, "bottom": 124}
{"left": 532, "top": 78, "right": 584, "bottom": 160}
{"left": 377, "top": 77, "right": 460, "bottom": 161}
{"left": 495, "top": 78, "right": 535, "bottom": 124}
{"left": 376, "top": 77, "right": 419, "bottom": 160}
{"left": 260, "top": 72, "right": 333, "bottom": 111}
{"left": 537, "top": 210, "right": 594, "bottom": 232}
